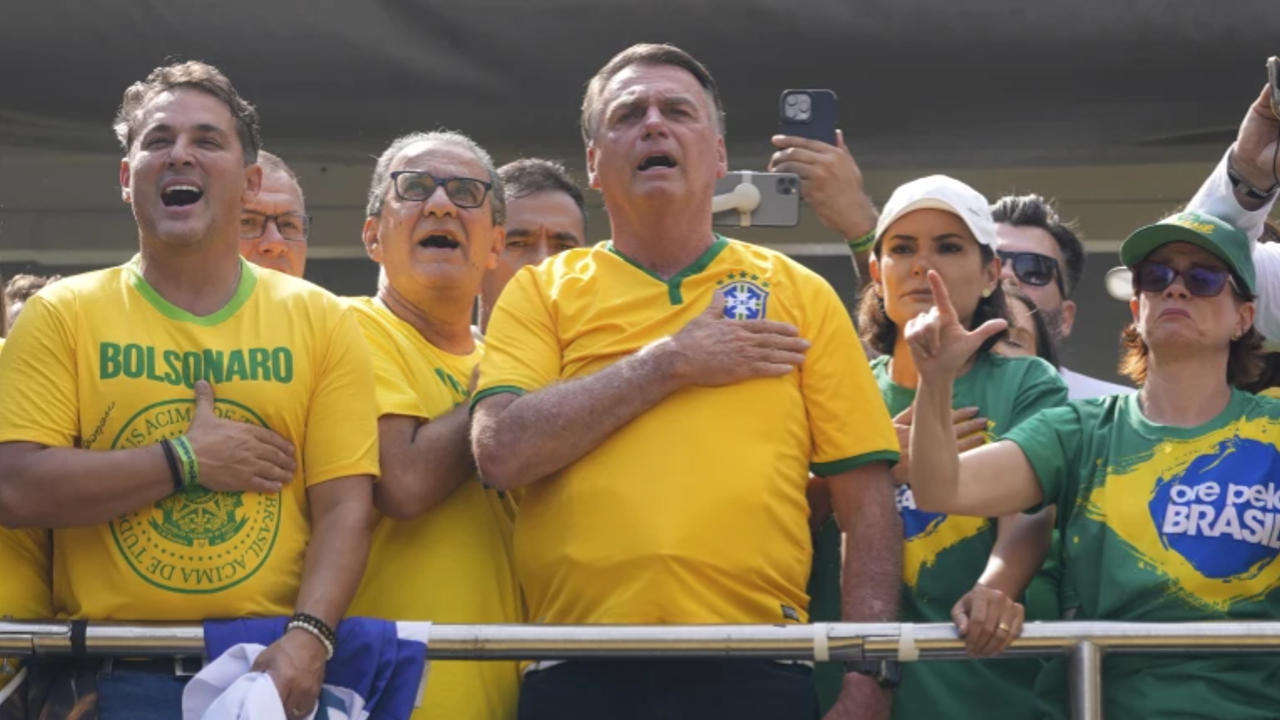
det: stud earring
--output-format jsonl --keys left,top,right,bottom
{"left": 981, "top": 287, "right": 993, "bottom": 298}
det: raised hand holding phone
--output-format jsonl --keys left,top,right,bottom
{"left": 903, "top": 271, "right": 1007, "bottom": 382}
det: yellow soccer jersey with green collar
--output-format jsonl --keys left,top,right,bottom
{"left": 346, "top": 297, "right": 522, "bottom": 720}
{"left": 0, "top": 257, "right": 379, "bottom": 620}
{"left": 474, "top": 236, "right": 899, "bottom": 626}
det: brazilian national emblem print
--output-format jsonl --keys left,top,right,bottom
{"left": 716, "top": 271, "right": 771, "bottom": 321}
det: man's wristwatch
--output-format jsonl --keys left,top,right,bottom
{"left": 844, "top": 659, "right": 901, "bottom": 689}
{"left": 1226, "top": 162, "right": 1279, "bottom": 202}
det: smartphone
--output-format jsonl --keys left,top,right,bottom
{"left": 712, "top": 171, "right": 800, "bottom": 227}
{"left": 778, "top": 89, "right": 837, "bottom": 145}
{"left": 1268, "top": 56, "right": 1280, "bottom": 119}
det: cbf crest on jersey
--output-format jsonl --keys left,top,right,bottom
{"left": 1086, "top": 418, "right": 1280, "bottom": 611}
{"left": 716, "top": 271, "right": 770, "bottom": 320}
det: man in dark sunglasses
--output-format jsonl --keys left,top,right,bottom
{"left": 993, "top": 194, "right": 1130, "bottom": 399}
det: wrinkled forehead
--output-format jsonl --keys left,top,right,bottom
{"left": 598, "top": 63, "right": 717, "bottom": 123}
{"left": 134, "top": 87, "right": 237, "bottom": 139}
{"left": 391, "top": 139, "right": 486, "bottom": 178}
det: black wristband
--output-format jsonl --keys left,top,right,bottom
{"left": 290, "top": 612, "right": 337, "bottom": 651}
{"left": 159, "top": 439, "right": 183, "bottom": 493}
{"left": 844, "top": 659, "right": 901, "bottom": 689}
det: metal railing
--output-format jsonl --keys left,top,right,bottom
{"left": 4, "top": 620, "right": 1280, "bottom": 720}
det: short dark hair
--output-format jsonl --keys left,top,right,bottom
{"left": 1004, "top": 287, "right": 1060, "bottom": 367}
{"left": 580, "top": 43, "right": 725, "bottom": 143}
{"left": 113, "top": 60, "right": 261, "bottom": 165}
{"left": 498, "top": 158, "right": 587, "bottom": 225}
{"left": 365, "top": 130, "right": 505, "bottom": 225}
{"left": 857, "top": 243, "right": 1010, "bottom": 356}
{"left": 991, "top": 194, "right": 1085, "bottom": 297}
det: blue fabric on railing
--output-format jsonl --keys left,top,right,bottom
{"left": 203, "top": 617, "right": 425, "bottom": 720}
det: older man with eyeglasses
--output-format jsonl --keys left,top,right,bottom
{"left": 993, "top": 194, "right": 1129, "bottom": 399}
{"left": 239, "top": 150, "right": 309, "bottom": 278}
{"left": 344, "top": 131, "right": 522, "bottom": 720}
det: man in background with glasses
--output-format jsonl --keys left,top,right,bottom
{"left": 993, "top": 194, "right": 1129, "bottom": 399}
{"left": 239, "top": 150, "right": 309, "bottom": 278}
{"left": 345, "top": 131, "right": 522, "bottom": 720}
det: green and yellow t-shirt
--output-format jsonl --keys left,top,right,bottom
{"left": 877, "top": 352, "right": 1064, "bottom": 720}
{"left": 1006, "top": 389, "right": 1280, "bottom": 719}
{"left": 473, "top": 236, "right": 898, "bottom": 626}
{"left": 347, "top": 297, "right": 521, "bottom": 720}
{"left": 0, "top": 258, "right": 379, "bottom": 621}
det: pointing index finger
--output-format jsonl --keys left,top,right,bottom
{"left": 926, "top": 270, "right": 959, "bottom": 324}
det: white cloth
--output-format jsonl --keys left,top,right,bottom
{"left": 181, "top": 643, "right": 368, "bottom": 720}
{"left": 1061, "top": 367, "right": 1130, "bottom": 400}
{"left": 1186, "top": 146, "right": 1280, "bottom": 340}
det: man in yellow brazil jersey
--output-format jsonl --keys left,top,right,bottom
{"left": 345, "top": 130, "right": 523, "bottom": 720}
{"left": 0, "top": 61, "right": 378, "bottom": 720}
{"left": 471, "top": 43, "right": 902, "bottom": 720}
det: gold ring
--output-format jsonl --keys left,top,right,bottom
{"left": 997, "top": 622, "right": 1011, "bottom": 632}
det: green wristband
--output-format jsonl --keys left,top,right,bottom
{"left": 847, "top": 230, "right": 877, "bottom": 254}
{"left": 170, "top": 435, "right": 199, "bottom": 489}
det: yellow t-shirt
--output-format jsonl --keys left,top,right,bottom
{"left": 346, "top": 297, "right": 521, "bottom": 720}
{"left": 0, "top": 334, "right": 50, "bottom": 687}
{"left": 0, "top": 258, "right": 379, "bottom": 620}
{"left": 474, "top": 237, "right": 899, "bottom": 625}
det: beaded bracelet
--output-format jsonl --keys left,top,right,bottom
{"left": 289, "top": 612, "right": 338, "bottom": 659}
{"left": 287, "top": 620, "right": 334, "bottom": 661}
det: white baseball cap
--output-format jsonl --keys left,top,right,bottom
{"left": 874, "top": 175, "right": 997, "bottom": 249}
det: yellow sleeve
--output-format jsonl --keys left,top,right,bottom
{"left": 354, "top": 309, "right": 432, "bottom": 421}
{"left": 302, "top": 305, "right": 381, "bottom": 486}
{"left": 801, "top": 277, "right": 900, "bottom": 475}
{"left": 0, "top": 295, "right": 79, "bottom": 447}
{"left": 0, "top": 528, "right": 51, "bottom": 619}
{"left": 471, "top": 267, "right": 561, "bottom": 408}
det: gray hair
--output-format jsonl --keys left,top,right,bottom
{"left": 365, "top": 130, "right": 505, "bottom": 225}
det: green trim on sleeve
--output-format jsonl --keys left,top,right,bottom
{"left": 469, "top": 385, "right": 527, "bottom": 412}
{"left": 810, "top": 449, "right": 900, "bottom": 477}
{"left": 128, "top": 256, "right": 258, "bottom": 326}
{"left": 606, "top": 235, "right": 730, "bottom": 304}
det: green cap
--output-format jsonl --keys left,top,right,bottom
{"left": 1119, "top": 210, "right": 1255, "bottom": 295}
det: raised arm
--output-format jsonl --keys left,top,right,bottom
{"left": 903, "top": 271, "right": 1042, "bottom": 516}
{"left": 472, "top": 293, "right": 809, "bottom": 489}
{"left": 0, "top": 380, "right": 296, "bottom": 528}
{"left": 770, "top": 129, "right": 878, "bottom": 287}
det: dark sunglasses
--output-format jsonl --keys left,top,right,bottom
{"left": 389, "top": 170, "right": 492, "bottom": 209}
{"left": 997, "top": 250, "right": 1065, "bottom": 295}
{"left": 1131, "top": 261, "right": 1239, "bottom": 298}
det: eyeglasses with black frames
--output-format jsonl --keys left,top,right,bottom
{"left": 239, "top": 211, "right": 310, "bottom": 242}
{"left": 390, "top": 171, "right": 492, "bottom": 209}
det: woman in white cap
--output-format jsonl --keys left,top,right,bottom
{"left": 810, "top": 175, "right": 1068, "bottom": 719}
{"left": 903, "top": 210, "right": 1278, "bottom": 717}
